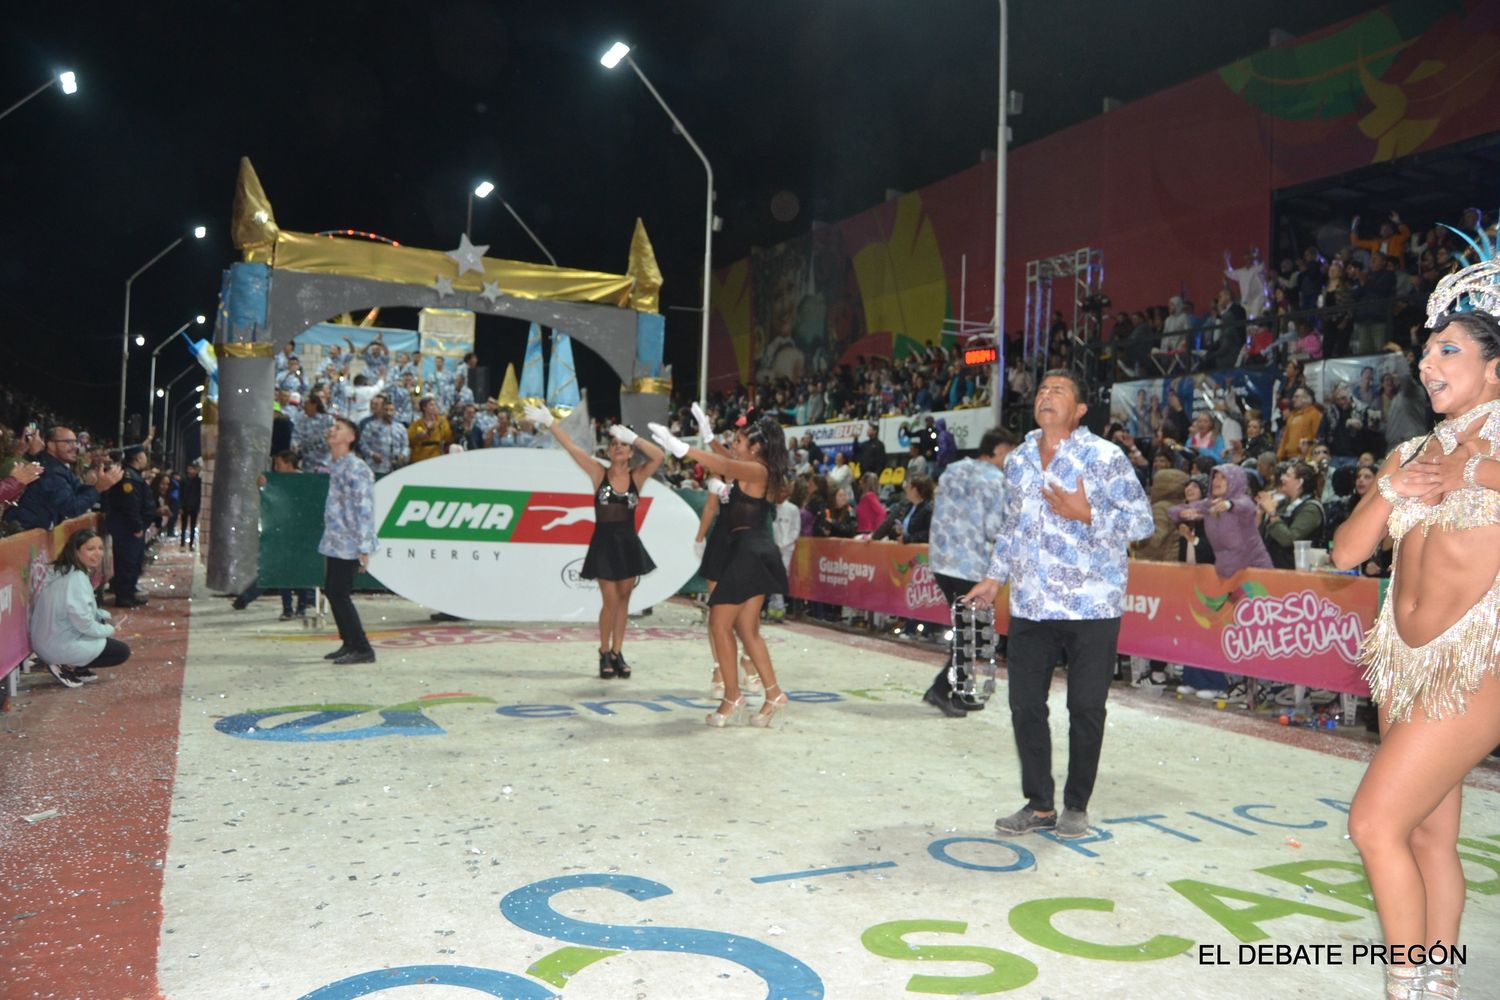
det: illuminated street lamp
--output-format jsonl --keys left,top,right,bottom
{"left": 119, "top": 225, "right": 208, "bottom": 441}
{"left": 147, "top": 314, "right": 208, "bottom": 436}
{"left": 600, "top": 41, "right": 714, "bottom": 402}
{"left": 1, "top": 70, "right": 79, "bottom": 123}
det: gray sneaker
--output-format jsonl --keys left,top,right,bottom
{"left": 994, "top": 807, "right": 1057, "bottom": 835}
{"left": 1055, "top": 808, "right": 1090, "bottom": 839}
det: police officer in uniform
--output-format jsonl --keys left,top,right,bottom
{"left": 104, "top": 445, "right": 155, "bottom": 607}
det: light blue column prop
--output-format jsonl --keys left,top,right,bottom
{"left": 519, "top": 323, "right": 545, "bottom": 402}
{"left": 545, "top": 332, "right": 580, "bottom": 410}
{"left": 620, "top": 312, "right": 668, "bottom": 430}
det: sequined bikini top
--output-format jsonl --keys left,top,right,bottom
{"left": 1387, "top": 399, "right": 1500, "bottom": 540}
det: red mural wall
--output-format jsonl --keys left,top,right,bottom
{"left": 709, "top": 0, "right": 1500, "bottom": 392}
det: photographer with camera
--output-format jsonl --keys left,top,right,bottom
{"left": 3, "top": 426, "right": 122, "bottom": 532}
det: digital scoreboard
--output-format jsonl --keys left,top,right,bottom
{"left": 963, "top": 345, "right": 998, "bottom": 368}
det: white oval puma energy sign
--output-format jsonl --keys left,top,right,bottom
{"left": 369, "top": 449, "right": 701, "bottom": 621}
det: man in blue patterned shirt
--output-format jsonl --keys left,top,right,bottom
{"left": 967, "top": 371, "right": 1152, "bottom": 839}
{"left": 923, "top": 426, "right": 1018, "bottom": 717}
{"left": 357, "top": 394, "right": 410, "bottom": 474}
{"left": 319, "top": 417, "right": 378, "bottom": 665}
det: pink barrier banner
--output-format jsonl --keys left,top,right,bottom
{"left": 0, "top": 515, "right": 108, "bottom": 678}
{"left": 788, "top": 538, "right": 950, "bottom": 625}
{"left": 789, "top": 538, "right": 1378, "bottom": 694}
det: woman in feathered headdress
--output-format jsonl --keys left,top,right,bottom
{"left": 1332, "top": 225, "right": 1500, "bottom": 999}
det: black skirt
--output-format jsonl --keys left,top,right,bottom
{"left": 580, "top": 523, "right": 657, "bottom": 581}
{"left": 699, "top": 518, "right": 731, "bottom": 583}
{"left": 708, "top": 526, "right": 788, "bottom": 605}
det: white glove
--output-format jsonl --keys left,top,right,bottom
{"left": 648, "top": 422, "right": 689, "bottom": 458}
{"left": 705, "top": 477, "right": 730, "bottom": 501}
{"left": 523, "top": 403, "right": 553, "bottom": 429}
{"left": 608, "top": 424, "right": 639, "bottom": 446}
{"left": 691, "top": 401, "right": 713, "bottom": 441}
{"left": 694, "top": 539, "right": 706, "bottom": 560}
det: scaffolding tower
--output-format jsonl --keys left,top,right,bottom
{"left": 1022, "top": 247, "right": 1104, "bottom": 400}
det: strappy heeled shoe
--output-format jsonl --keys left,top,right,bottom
{"left": 598, "top": 649, "right": 616, "bottom": 679}
{"left": 706, "top": 695, "right": 746, "bottom": 728}
{"left": 740, "top": 654, "right": 763, "bottom": 693}
{"left": 1422, "top": 963, "right": 1462, "bottom": 999}
{"left": 611, "top": 651, "right": 631, "bottom": 679}
{"left": 749, "top": 685, "right": 789, "bottom": 729}
{"left": 1384, "top": 965, "right": 1423, "bottom": 1000}
{"left": 709, "top": 663, "right": 725, "bottom": 700}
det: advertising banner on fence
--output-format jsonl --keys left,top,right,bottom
{"left": 0, "top": 515, "right": 108, "bottom": 677}
{"left": 779, "top": 407, "right": 996, "bottom": 465}
{"left": 788, "top": 537, "right": 1377, "bottom": 692}
{"left": 788, "top": 537, "right": 950, "bottom": 624}
{"left": 986, "top": 561, "right": 1376, "bottom": 694}
{"left": 370, "top": 449, "right": 701, "bottom": 621}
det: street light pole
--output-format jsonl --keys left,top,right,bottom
{"left": 147, "top": 316, "right": 205, "bottom": 435}
{"left": 501, "top": 199, "right": 557, "bottom": 266}
{"left": 992, "top": 0, "right": 1009, "bottom": 426}
{"left": 0, "top": 71, "right": 78, "bottom": 123}
{"left": 119, "top": 227, "right": 206, "bottom": 443}
{"left": 602, "top": 43, "right": 714, "bottom": 403}
{"left": 159, "top": 366, "right": 199, "bottom": 457}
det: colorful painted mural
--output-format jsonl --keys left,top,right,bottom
{"left": 708, "top": 0, "right": 1500, "bottom": 392}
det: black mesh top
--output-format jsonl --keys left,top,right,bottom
{"left": 721, "top": 483, "right": 771, "bottom": 532}
{"left": 594, "top": 478, "right": 639, "bottom": 525}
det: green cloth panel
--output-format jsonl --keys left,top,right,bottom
{"left": 257, "top": 472, "right": 383, "bottom": 590}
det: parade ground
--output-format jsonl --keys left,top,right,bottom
{"left": 3, "top": 546, "right": 1500, "bottom": 1000}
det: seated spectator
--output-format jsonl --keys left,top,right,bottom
{"left": 887, "top": 476, "right": 933, "bottom": 543}
{"left": 3, "top": 426, "right": 122, "bottom": 531}
{"left": 1258, "top": 461, "right": 1325, "bottom": 569}
{"left": 1185, "top": 413, "right": 1225, "bottom": 463}
{"left": 28, "top": 527, "right": 131, "bottom": 687}
{"left": 815, "top": 485, "right": 858, "bottom": 539}
{"left": 1242, "top": 415, "right": 1275, "bottom": 460}
{"left": 905, "top": 441, "right": 929, "bottom": 481}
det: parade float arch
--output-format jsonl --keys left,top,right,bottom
{"left": 206, "top": 158, "right": 671, "bottom": 593}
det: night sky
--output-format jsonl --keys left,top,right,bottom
{"left": 2, "top": 0, "right": 1385, "bottom": 441}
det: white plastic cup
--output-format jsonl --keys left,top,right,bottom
{"left": 1293, "top": 540, "right": 1311, "bottom": 571}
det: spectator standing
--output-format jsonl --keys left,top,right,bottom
{"left": 4, "top": 427, "right": 121, "bottom": 531}
{"left": 408, "top": 397, "right": 451, "bottom": 463}
{"left": 1136, "top": 469, "right": 1189, "bottom": 563}
{"left": 856, "top": 423, "right": 886, "bottom": 477}
{"left": 1318, "top": 259, "right": 1357, "bottom": 358}
{"left": 1320, "top": 383, "right": 1366, "bottom": 458}
{"left": 357, "top": 395, "right": 410, "bottom": 474}
{"left": 178, "top": 461, "right": 202, "bottom": 549}
{"left": 1353, "top": 251, "right": 1396, "bottom": 354}
{"left": 966, "top": 371, "right": 1154, "bottom": 840}
{"left": 318, "top": 418, "right": 378, "bottom": 665}
{"left": 1241, "top": 416, "right": 1275, "bottom": 459}
{"left": 854, "top": 472, "right": 886, "bottom": 536}
{"left": 1349, "top": 211, "right": 1410, "bottom": 262}
{"left": 295, "top": 395, "right": 335, "bottom": 472}
{"left": 275, "top": 355, "right": 308, "bottom": 396}
{"left": 923, "top": 427, "right": 1016, "bottom": 717}
{"left": 29, "top": 528, "right": 130, "bottom": 687}
{"left": 1224, "top": 248, "right": 1269, "bottom": 321}
{"left": 103, "top": 445, "right": 155, "bottom": 608}
{"left": 905, "top": 441, "right": 929, "bottom": 481}
{"left": 1277, "top": 386, "right": 1322, "bottom": 461}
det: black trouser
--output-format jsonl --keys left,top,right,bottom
{"left": 107, "top": 522, "right": 144, "bottom": 597}
{"left": 84, "top": 638, "right": 132, "bottom": 669}
{"left": 1006, "top": 616, "right": 1122, "bottom": 814}
{"left": 324, "top": 557, "right": 370, "bottom": 653}
{"left": 931, "top": 573, "right": 979, "bottom": 696}
{"left": 180, "top": 508, "right": 199, "bottom": 546}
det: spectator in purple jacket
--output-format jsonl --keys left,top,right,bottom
{"left": 1167, "top": 463, "right": 1272, "bottom": 700}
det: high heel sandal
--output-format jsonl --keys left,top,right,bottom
{"left": 709, "top": 663, "right": 725, "bottom": 700}
{"left": 1384, "top": 965, "right": 1424, "bottom": 1000}
{"left": 611, "top": 651, "right": 631, "bottom": 679}
{"left": 598, "top": 650, "right": 616, "bottom": 679}
{"left": 749, "top": 685, "right": 789, "bottom": 729}
{"left": 706, "top": 695, "right": 746, "bottom": 728}
{"left": 740, "top": 654, "right": 763, "bottom": 694}
{"left": 1423, "top": 963, "right": 1462, "bottom": 999}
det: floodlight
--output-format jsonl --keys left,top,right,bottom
{"left": 600, "top": 42, "right": 630, "bottom": 69}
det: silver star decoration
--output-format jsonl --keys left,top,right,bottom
{"left": 433, "top": 275, "right": 455, "bottom": 297}
{"left": 446, "top": 233, "right": 489, "bottom": 276}
{"left": 479, "top": 281, "right": 503, "bottom": 305}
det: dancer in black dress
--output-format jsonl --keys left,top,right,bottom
{"left": 689, "top": 404, "right": 763, "bottom": 700}
{"left": 651, "top": 413, "right": 791, "bottom": 727}
{"left": 529, "top": 405, "right": 664, "bottom": 678}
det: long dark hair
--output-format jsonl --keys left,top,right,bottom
{"left": 745, "top": 415, "right": 791, "bottom": 502}
{"left": 52, "top": 528, "right": 101, "bottom": 575}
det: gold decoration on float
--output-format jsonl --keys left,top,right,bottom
{"left": 231, "top": 157, "right": 659, "bottom": 312}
